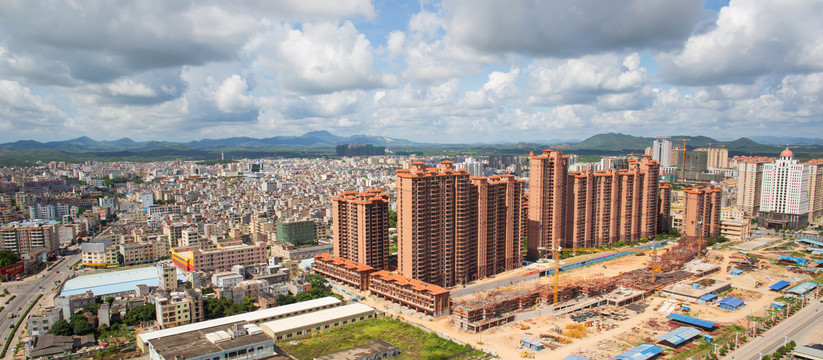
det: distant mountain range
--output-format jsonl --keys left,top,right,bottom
{"left": 1, "top": 131, "right": 416, "bottom": 152}
{"left": 1, "top": 131, "right": 821, "bottom": 166}
{"left": 556, "top": 133, "right": 817, "bottom": 156}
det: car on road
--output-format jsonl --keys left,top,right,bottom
{"left": 56, "top": 270, "right": 60, "bottom": 274}
{"left": 8, "top": 324, "right": 13, "bottom": 329}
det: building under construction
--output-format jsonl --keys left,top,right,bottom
{"left": 450, "top": 241, "right": 701, "bottom": 332}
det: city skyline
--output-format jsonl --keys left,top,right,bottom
{"left": 1, "top": 1, "right": 822, "bottom": 144}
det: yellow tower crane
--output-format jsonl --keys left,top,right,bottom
{"left": 669, "top": 138, "right": 691, "bottom": 181}
{"left": 540, "top": 245, "right": 639, "bottom": 306}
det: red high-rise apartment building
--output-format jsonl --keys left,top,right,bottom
{"left": 658, "top": 183, "right": 673, "bottom": 234}
{"left": 527, "top": 150, "right": 569, "bottom": 258}
{"left": 332, "top": 190, "right": 389, "bottom": 270}
{"left": 529, "top": 150, "right": 666, "bottom": 255}
{"left": 683, "top": 185, "right": 721, "bottom": 242}
{"left": 472, "top": 174, "right": 526, "bottom": 279}
{"left": 396, "top": 161, "right": 476, "bottom": 287}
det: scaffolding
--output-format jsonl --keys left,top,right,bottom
{"left": 450, "top": 241, "right": 700, "bottom": 331}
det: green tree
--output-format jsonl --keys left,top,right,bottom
{"left": 240, "top": 296, "right": 257, "bottom": 312}
{"left": 48, "top": 319, "right": 73, "bottom": 336}
{"left": 0, "top": 250, "right": 22, "bottom": 267}
{"left": 123, "top": 304, "right": 155, "bottom": 326}
{"left": 388, "top": 210, "right": 397, "bottom": 228}
{"left": 72, "top": 318, "right": 94, "bottom": 335}
{"left": 105, "top": 296, "right": 115, "bottom": 306}
{"left": 276, "top": 294, "right": 296, "bottom": 306}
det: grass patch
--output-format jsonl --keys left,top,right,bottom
{"left": 277, "top": 317, "right": 483, "bottom": 360}
{"left": 669, "top": 325, "right": 744, "bottom": 360}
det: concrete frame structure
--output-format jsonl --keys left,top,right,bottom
{"left": 332, "top": 190, "right": 389, "bottom": 270}
{"left": 396, "top": 161, "right": 475, "bottom": 287}
{"left": 683, "top": 186, "right": 722, "bottom": 242}
{"left": 695, "top": 147, "right": 729, "bottom": 169}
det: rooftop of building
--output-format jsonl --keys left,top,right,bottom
{"left": 148, "top": 321, "right": 272, "bottom": 359}
{"left": 260, "top": 303, "right": 374, "bottom": 335}
{"left": 60, "top": 265, "right": 187, "bottom": 297}
{"left": 0, "top": 220, "right": 60, "bottom": 229}
{"left": 138, "top": 297, "right": 341, "bottom": 344}
{"left": 370, "top": 270, "right": 449, "bottom": 296}
{"left": 314, "top": 253, "right": 375, "bottom": 273}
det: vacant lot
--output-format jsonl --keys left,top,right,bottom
{"left": 277, "top": 317, "right": 485, "bottom": 360}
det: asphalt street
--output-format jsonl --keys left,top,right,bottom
{"left": 726, "top": 297, "right": 823, "bottom": 360}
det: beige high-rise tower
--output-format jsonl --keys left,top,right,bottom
{"left": 332, "top": 190, "right": 390, "bottom": 270}
{"left": 806, "top": 159, "right": 823, "bottom": 222}
{"left": 737, "top": 157, "right": 771, "bottom": 216}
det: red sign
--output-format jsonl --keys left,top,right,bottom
{"left": 0, "top": 261, "right": 25, "bottom": 278}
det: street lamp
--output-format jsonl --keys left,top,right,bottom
{"left": 784, "top": 336, "right": 789, "bottom": 347}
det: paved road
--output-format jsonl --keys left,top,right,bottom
{"left": 0, "top": 250, "right": 80, "bottom": 359}
{"left": 726, "top": 298, "right": 823, "bottom": 360}
{"left": 0, "top": 222, "right": 116, "bottom": 359}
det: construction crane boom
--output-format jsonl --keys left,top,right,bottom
{"left": 668, "top": 138, "right": 691, "bottom": 181}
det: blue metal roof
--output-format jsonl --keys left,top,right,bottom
{"left": 778, "top": 255, "right": 809, "bottom": 265}
{"left": 667, "top": 313, "right": 716, "bottom": 329}
{"left": 612, "top": 344, "right": 664, "bottom": 360}
{"left": 699, "top": 293, "right": 718, "bottom": 301}
{"left": 798, "top": 238, "right": 823, "bottom": 247}
{"left": 60, "top": 266, "right": 187, "bottom": 297}
{"left": 770, "top": 280, "right": 791, "bottom": 291}
{"left": 564, "top": 356, "right": 591, "bottom": 360}
{"left": 788, "top": 282, "right": 819, "bottom": 295}
{"left": 718, "top": 297, "right": 744, "bottom": 307}
{"left": 520, "top": 338, "right": 544, "bottom": 349}
{"left": 816, "top": 259, "right": 823, "bottom": 265}
{"left": 656, "top": 326, "right": 701, "bottom": 346}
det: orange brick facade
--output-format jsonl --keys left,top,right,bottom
{"left": 369, "top": 270, "right": 450, "bottom": 317}
{"left": 396, "top": 161, "right": 476, "bottom": 287}
{"left": 683, "top": 185, "right": 722, "bottom": 242}
{"left": 472, "top": 175, "right": 526, "bottom": 279}
{"left": 527, "top": 150, "right": 569, "bottom": 258}
{"left": 312, "top": 254, "right": 450, "bottom": 316}
{"left": 529, "top": 150, "right": 666, "bottom": 256}
{"left": 658, "top": 183, "right": 672, "bottom": 233}
{"left": 312, "top": 253, "right": 376, "bottom": 291}
{"left": 332, "top": 190, "right": 389, "bottom": 270}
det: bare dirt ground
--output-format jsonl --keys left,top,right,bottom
{"left": 349, "top": 246, "right": 811, "bottom": 359}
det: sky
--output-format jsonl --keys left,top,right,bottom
{"left": 0, "top": 0, "right": 822, "bottom": 144}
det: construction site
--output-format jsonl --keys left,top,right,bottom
{"left": 344, "top": 232, "right": 820, "bottom": 360}
{"left": 450, "top": 241, "right": 700, "bottom": 332}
